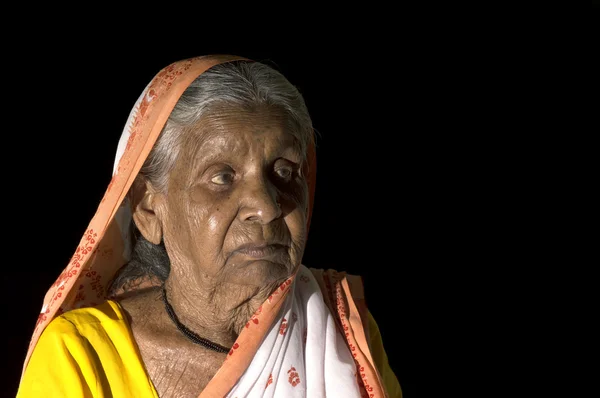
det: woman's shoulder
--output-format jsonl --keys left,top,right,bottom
{"left": 34, "top": 300, "right": 133, "bottom": 358}
{"left": 42, "top": 300, "right": 127, "bottom": 339}
{"left": 19, "top": 300, "right": 157, "bottom": 397}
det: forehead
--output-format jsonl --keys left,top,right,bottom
{"left": 183, "top": 106, "right": 300, "bottom": 159}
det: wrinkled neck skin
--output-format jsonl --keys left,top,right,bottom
{"left": 164, "top": 263, "right": 287, "bottom": 347}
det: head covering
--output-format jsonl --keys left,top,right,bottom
{"left": 22, "top": 55, "right": 386, "bottom": 398}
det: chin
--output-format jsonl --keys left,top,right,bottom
{"left": 228, "top": 259, "right": 294, "bottom": 289}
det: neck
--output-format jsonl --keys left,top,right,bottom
{"left": 164, "top": 270, "right": 281, "bottom": 347}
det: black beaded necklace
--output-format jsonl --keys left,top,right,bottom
{"left": 161, "top": 287, "right": 230, "bottom": 353}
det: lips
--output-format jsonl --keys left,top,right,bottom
{"left": 234, "top": 243, "right": 288, "bottom": 259}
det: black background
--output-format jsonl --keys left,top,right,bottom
{"left": 1, "top": 29, "right": 436, "bottom": 397}
{"left": 5, "top": 7, "right": 600, "bottom": 396}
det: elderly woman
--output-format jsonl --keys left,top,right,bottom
{"left": 17, "top": 56, "right": 400, "bottom": 397}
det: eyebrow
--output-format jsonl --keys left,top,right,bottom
{"left": 280, "top": 145, "right": 304, "bottom": 162}
{"left": 186, "top": 121, "right": 306, "bottom": 173}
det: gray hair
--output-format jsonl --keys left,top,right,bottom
{"left": 109, "top": 60, "right": 313, "bottom": 295}
{"left": 141, "top": 60, "right": 313, "bottom": 193}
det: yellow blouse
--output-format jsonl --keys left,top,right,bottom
{"left": 17, "top": 301, "right": 401, "bottom": 397}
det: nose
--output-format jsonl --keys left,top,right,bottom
{"left": 238, "top": 176, "right": 282, "bottom": 224}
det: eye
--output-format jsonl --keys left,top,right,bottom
{"left": 275, "top": 166, "right": 293, "bottom": 180}
{"left": 210, "top": 172, "right": 235, "bottom": 185}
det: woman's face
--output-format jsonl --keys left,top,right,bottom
{"left": 154, "top": 106, "right": 308, "bottom": 290}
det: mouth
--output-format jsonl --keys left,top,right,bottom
{"left": 234, "top": 243, "right": 289, "bottom": 259}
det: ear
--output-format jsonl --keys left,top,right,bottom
{"left": 130, "top": 177, "right": 163, "bottom": 245}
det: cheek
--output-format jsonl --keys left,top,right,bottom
{"left": 163, "top": 188, "right": 211, "bottom": 236}
{"left": 207, "top": 215, "right": 219, "bottom": 232}
{"left": 286, "top": 208, "right": 308, "bottom": 245}
{"left": 288, "top": 181, "right": 309, "bottom": 235}
{"left": 280, "top": 179, "right": 309, "bottom": 211}
{"left": 188, "top": 186, "right": 237, "bottom": 235}
{"left": 189, "top": 184, "right": 209, "bottom": 204}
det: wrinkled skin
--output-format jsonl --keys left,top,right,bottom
{"left": 121, "top": 105, "right": 309, "bottom": 397}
